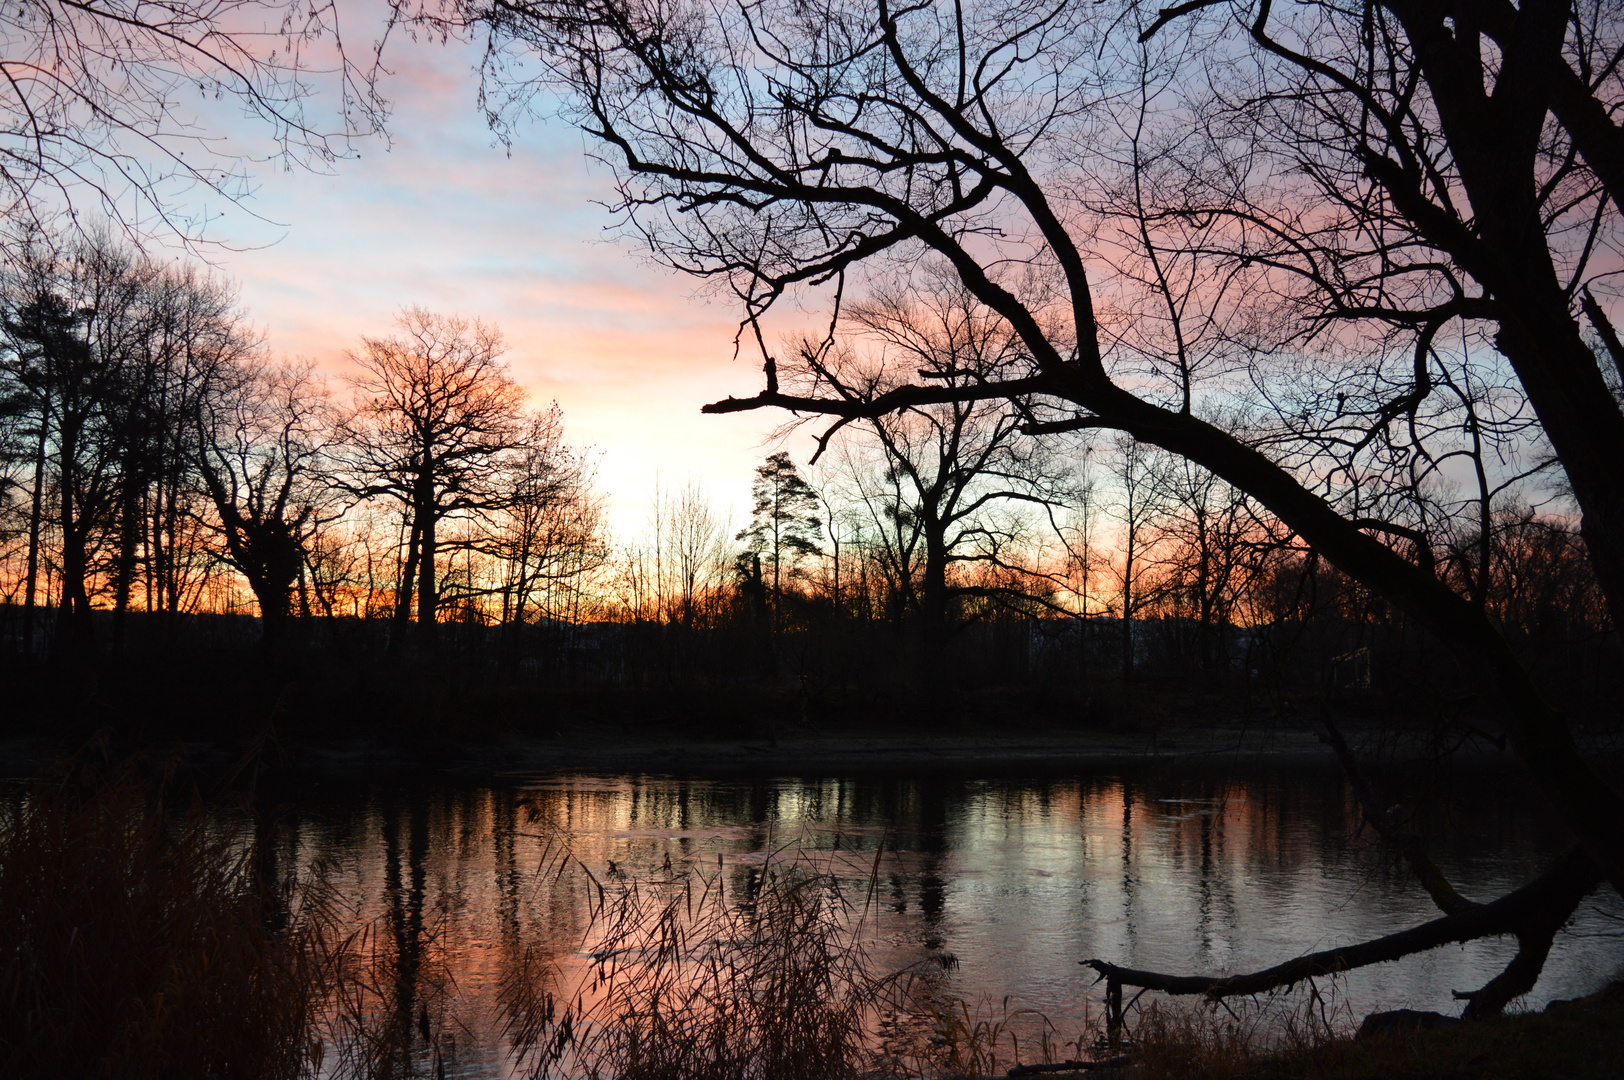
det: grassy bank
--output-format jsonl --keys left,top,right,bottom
{"left": 1318, "top": 994, "right": 1624, "bottom": 1080}
{"left": 1118, "top": 988, "right": 1624, "bottom": 1080}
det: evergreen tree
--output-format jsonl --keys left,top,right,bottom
{"left": 736, "top": 452, "right": 822, "bottom": 607}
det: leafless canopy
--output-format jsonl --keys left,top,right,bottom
{"left": 1, "top": 0, "right": 388, "bottom": 246}
{"left": 344, "top": 307, "right": 527, "bottom": 639}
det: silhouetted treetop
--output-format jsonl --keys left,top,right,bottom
{"left": 738, "top": 451, "right": 823, "bottom": 602}
{"left": 1, "top": 0, "right": 390, "bottom": 249}
{"left": 343, "top": 308, "right": 528, "bottom": 645}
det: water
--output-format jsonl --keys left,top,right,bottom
{"left": 262, "top": 761, "right": 1624, "bottom": 1077}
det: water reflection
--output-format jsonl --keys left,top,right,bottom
{"left": 268, "top": 767, "right": 1624, "bottom": 1078}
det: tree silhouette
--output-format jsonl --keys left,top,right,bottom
{"left": 343, "top": 309, "right": 526, "bottom": 652}
{"left": 453, "top": 0, "right": 1624, "bottom": 901}
{"left": 813, "top": 272, "right": 1067, "bottom": 643}
{"left": 1, "top": 231, "right": 153, "bottom": 655}
{"left": 1, "top": 0, "right": 386, "bottom": 250}
{"left": 193, "top": 359, "right": 341, "bottom": 649}
{"left": 737, "top": 452, "right": 823, "bottom": 616}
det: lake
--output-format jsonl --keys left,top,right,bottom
{"left": 258, "top": 758, "right": 1624, "bottom": 1078}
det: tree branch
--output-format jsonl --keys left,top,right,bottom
{"left": 1083, "top": 845, "right": 1600, "bottom": 1002}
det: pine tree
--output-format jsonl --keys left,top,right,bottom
{"left": 736, "top": 452, "right": 823, "bottom": 607}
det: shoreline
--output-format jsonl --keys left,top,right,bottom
{"left": 0, "top": 717, "right": 1558, "bottom": 783}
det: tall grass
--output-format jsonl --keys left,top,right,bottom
{"left": 504, "top": 848, "right": 907, "bottom": 1080}
{"left": 496, "top": 835, "right": 1149, "bottom": 1080}
{"left": 0, "top": 761, "right": 341, "bottom": 1080}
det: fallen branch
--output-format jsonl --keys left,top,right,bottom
{"left": 1316, "top": 714, "right": 1592, "bottom": 1018}
{"left": 1083, "top": 845, "right": 1600, "bottom": 1002}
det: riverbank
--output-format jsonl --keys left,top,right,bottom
{"left": 1170, "top": 983, "right": 1624, "bottom": 1080}
{"left": 0, "top": 713, "right": 1501, "bottom": 782}
{"left": 1, "top": 646, "right": 1573, "bottom": 782}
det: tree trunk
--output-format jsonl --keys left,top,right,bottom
{"left": 391, "top": 517, "right": 421, "bottom": 658}
{"left": 1492, "top": 314, "right": 1624, "bottom": 633}
{"left": 1089, "top": 380, "right": 1624, "bottom": 899}
{"left": 22, "top": 409, "right": 48, "bottom": 656}
{"left": 921, "top": 529, "right": 950, "bottom": 645}
{"left": 1120, "top": 529, "right": 1135, "bottom": 684}
{"left": 256, "top": 578, "right": 290, "bottom": 650}
{"left": 55, "top": 433, "right": 93, "bottom": 656}
{"left": 417, "top": 503, "right": 438, "bottom": 651}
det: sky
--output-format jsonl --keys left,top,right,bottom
{"left": 195, "top": 28, "right": 807, "bottom": 539}
{"left": 128, "top": 12, "right": 1533, "bottom": 545}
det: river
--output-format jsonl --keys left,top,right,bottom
{"left": 257, "top": 758, "right": 1624, "bottom": 1078}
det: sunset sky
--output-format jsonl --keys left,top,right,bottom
{"left": 207, "top": 29, "right": 808, "bottom": 538}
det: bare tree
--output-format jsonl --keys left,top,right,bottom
{"left": 811, "top": 272, "right": 1072, "bottom": 643}
{"left": 344, "top": 308, "right": 526, "bottom": 651}
{"left": 193, "top": 357, "right": 341, "bottom": 647}
{"left": 483, "top": 404, "right": 606, "bottom": 631}
{"left": 667, "top": 478, "right": 726, "bottom": 627}
{"left": 830, "top": 437, "right": 923, "bottom": 626}
{"left": 1103, "top": 434, "right": 1160, "bottom": 683}
{"left": 1142, "top": 451, "right": 1264, "bottom": 679}
{"left": 439, "top": 0, "right": 1624, "bottom": 1003}
{"left": 1, "top": 228, "right": 272, "bottom": 653}
{"left": 1050, "top": 449, "right": 1103, "bottom": 677}
{"left": 111, "top": 261, "right": 254, "bottom": 645}
{"left": 0, "top": 228, "right": 157, "bottom": 654}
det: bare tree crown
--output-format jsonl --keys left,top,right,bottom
{"left": 2, "top": 0, "right": 389, "bottom": 248}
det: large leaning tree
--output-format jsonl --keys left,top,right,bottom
{"left": 436, "top": 0, "right": 1624, "bottom": 1008}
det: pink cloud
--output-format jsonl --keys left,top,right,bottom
{"left": 205, "top": 34, "right": 803, "bottom": 538}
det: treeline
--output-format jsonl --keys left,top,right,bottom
{"left": 0, "top": 229, "right": 1612, "bottom": 717}
{"left": 612, "top": 444, "right": 1610, "bottom": 717}
{"left": 0, "top": 227, "right": 605, "bottom": 663}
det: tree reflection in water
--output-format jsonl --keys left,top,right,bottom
{"left": 261, "top": 768, "right": 1624, "bottom": 1078}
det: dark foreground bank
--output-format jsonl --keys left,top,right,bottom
{"left": 1161, "top": 985, "right": 1624, "bottom": 1080}
{"left": 7, "top": 640, "right": 1608, "bottom": 781}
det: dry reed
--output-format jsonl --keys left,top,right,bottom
{"left": 503, "top": 844, "right": 913, "bottom": 1080}
{"left": 0, "top": 759, "right": 345, "bottom": 1080}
